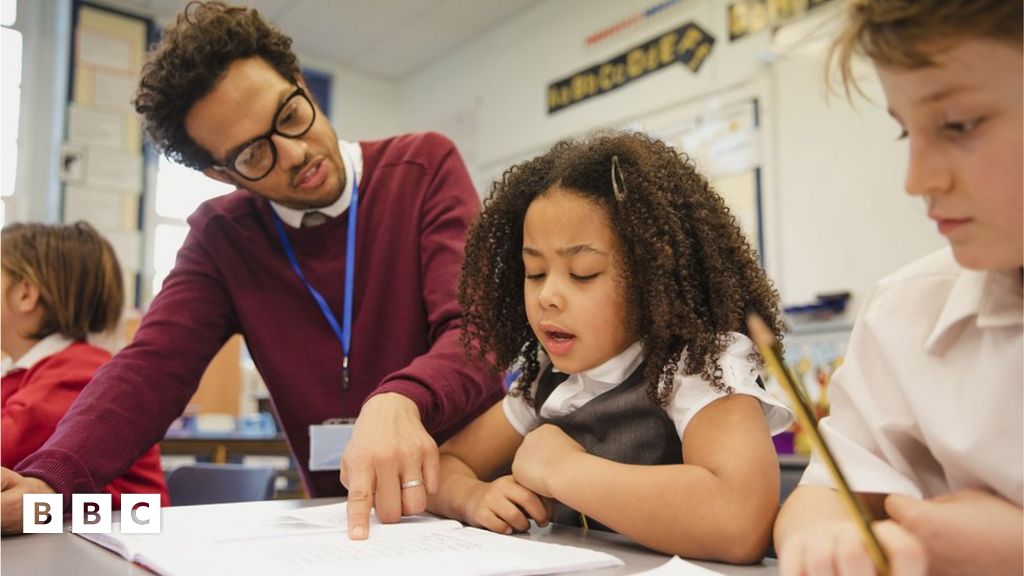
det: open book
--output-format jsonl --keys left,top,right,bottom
{"left": 78, "top": 502, "right": 624, "bottom": 575}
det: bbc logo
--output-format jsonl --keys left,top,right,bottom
{"left": 23, "top": 494, "right": 162, "bottom": 534}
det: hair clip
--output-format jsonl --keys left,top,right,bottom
{"left": 611, "top": 155, "right": 628, "bottom": 202}
{"left": 184, "top": 1, "right": 203, "bottom": 24}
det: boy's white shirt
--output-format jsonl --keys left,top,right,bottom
{"left": 503, "top": 332, "right": 794, "bottom": 441}
{"left": 1, "top": 333, "right": 75, "bottom": 376}
{"left": 801, "top": 248, "right": 1023, "bottom": 505}
{"left": 270, "top": 140, "right": 363, "bottom": 228}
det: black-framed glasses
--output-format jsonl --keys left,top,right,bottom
{"left": 212, "top": 86, "right": 316, "bottom": 181}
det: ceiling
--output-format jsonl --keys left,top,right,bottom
{"left": 101, "top": 0, "right": 543, "bottom": 79}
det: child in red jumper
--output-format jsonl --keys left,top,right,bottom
{"left": 1, "top": 221, "right": 168, "bottom": 508}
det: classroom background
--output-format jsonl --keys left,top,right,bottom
{"left": 0, "top": 0, "right": 945, "bottom": 501}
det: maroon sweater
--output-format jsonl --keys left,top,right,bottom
{"left": 17, "top": 132, "right": 503, "bottom": 499}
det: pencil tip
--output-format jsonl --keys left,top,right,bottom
{"left": 745, "top": 313, "right": 773, "bottom": 347}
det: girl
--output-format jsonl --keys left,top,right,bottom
{"left": 1, "top": 222, "right": 169, "bottom": 508}
{"left": 427, "top": 131, "right": 793, "bottom": 563}
{"left": 774, "top": 1, "right": 1022, "bottom": 575}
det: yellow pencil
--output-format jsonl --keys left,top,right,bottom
{"left": 747, "top": 314, "right": 889, "bottom": 576}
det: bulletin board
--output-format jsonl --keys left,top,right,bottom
{"left": 302, "top": 67, "right": 333, "bottom": 121}
{"left": 475, "top": 96, "right": 766, "bottom": 264}
{"left": 63, "top": 1, "right": 153, "bottom": 306}
{"left": 643, "top": 98, "right": 765, "bottom": 264}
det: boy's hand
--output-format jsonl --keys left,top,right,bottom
{"left": 463, "top": 475, "right": 551, "bottom": 534}
{"left": 779, "top": 517, "right": 926, "bottom": 576}
{"left": 1, "top": 467, "right": 56, "bottom": 534}
{"left": 885, "top": 489, "right": 1023, "bottom": 576}
{"left": 511, "top": 424, "right": 584, "bottom": 497}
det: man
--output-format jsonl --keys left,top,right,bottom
{"left": 0, "top": 1, "right": 502, "bottom": 540}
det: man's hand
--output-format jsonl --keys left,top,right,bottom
{"left": 885, "top": 489, "right": 1023, "bottom": 576}
{"left": 339, "top": 393, "right": 438, "bottom": 540}
{"left": 1, "top": 467, "right": 56, "bottom": 534}
{"left": 511, "top": 424, "right": 584, "bottom": 498}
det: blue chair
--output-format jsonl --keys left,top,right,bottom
{"left": 166, "top": 463, "right": 276, "bottom": 506}
{"left": 780, "top": 466, "right": 803, "bottom": 503}
{"left": 767, "top": 458, "right": 810, "bottom": 559}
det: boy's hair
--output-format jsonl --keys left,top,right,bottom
{"left": 1, "top": 221, "right": 124, "bottom": 340}
{"left": 830, "top": 0, "right": 1023, "bottom": 96}
{"left": 133, "top": 0, "right": 301, "bottom": 171}
{"left": 460, "top": 131, "right": 784, "bottom": 406}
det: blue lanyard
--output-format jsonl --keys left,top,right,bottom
{"left": 271, "top": 154, "right": 358, "bottom": 389}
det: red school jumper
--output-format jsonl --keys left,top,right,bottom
{"left": 1, "top": 341, "right": 170, "bottom": 507}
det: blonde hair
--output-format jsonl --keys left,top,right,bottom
{"left": 1, "top": 221, "right": 124, "bottom": 340}
{"left": 829, "top": 0, "right": 1023, "bottom": 96}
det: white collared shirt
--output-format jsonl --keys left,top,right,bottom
{"left": 1, "top": 333, "right": 76, "bottom": 377}
{"left": 802, "top": 248, "right": 1023, "bottom": 505}
{"left": 270, "top": 140, "right": 363, "bottom": 228}
{"left": 503, "top": 333, "right": 793, "bottom": 441}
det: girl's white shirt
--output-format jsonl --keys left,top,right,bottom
{"left": 503, "top": 332, "right": 794, "bottom": 441}
{"left": 1, "top": 333, "right": 75, "bottom": 376}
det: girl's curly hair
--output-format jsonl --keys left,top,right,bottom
{"left": 459, "top": 130, "right": 784, "bottom": 407}
{"left": 133, "top": 1, "right": 301, "bottom": 171}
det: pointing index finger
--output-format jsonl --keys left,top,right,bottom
{"left": 345, "top": 466, "right": 375, "bottom": 540}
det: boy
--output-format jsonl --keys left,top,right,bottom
{"left": 774, "top": 1, "right": 1022, "bottom": 575}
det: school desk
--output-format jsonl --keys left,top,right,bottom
{"left": 1, "top": 497, "right": 779, "bottom": 575}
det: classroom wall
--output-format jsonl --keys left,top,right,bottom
{"left": 136, "top": 12, "right": 403, "bottom": 145}
{"left": 769, "top": 28, "right": 943, "bottom": 305}
{"left": 7, "top": 0, "right": 402, "bottom": 220}
{"left": 294, "top": 52, "right": 403, "bottom": 143}
{"left": 397, "top": 0, "right": 945, "bottom": 310}
{"left": 8, "top": 0, "right": 946, "bottom": 312}
{"left": 5, "top": 0, "right": 71, "bottom": 225}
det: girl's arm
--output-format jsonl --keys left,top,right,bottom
{"left": 1, "top": 372, "right": 86, "bottom": 468}
{"left": 513, "top": 394, "right": 779, "bottom": 563}
{"left": 427, "top": 401, "right": 549, "bottom": 533}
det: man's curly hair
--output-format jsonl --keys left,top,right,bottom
{"left": 460, "top": 131, "right": 784, "bottom": 407}
{"left": 133, "top": 1, "right": 301, "bottom": 170}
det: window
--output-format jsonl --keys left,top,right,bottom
{"left": 1, "top": 0, "right": 22, "bottom": 222}
{"left": 150, "top": 155, "right": 232, "bottom": 298}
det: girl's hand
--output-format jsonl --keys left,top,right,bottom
{"left": 511, "top": 424, "right": 585, "bottom": 497}
{"left": 463, "top": 475, "right": 551, "bottom": 534}
{"left": 779, "top": 518, "right": 926, "bottom": 576}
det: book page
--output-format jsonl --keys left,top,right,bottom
{"left": 77, "top": 503, "right": 623, "bottom": 576}
{"left": 151, "top": 527, "right": 622, "bottom": 576}
{"left": 632, "top": 555, "right": 726, "bottom": 575}
{"left": 76, "top": 531, "right": 132, "bottom": 560}
{"left": 280, "top": 502, "right": 464, "bottom": 536}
